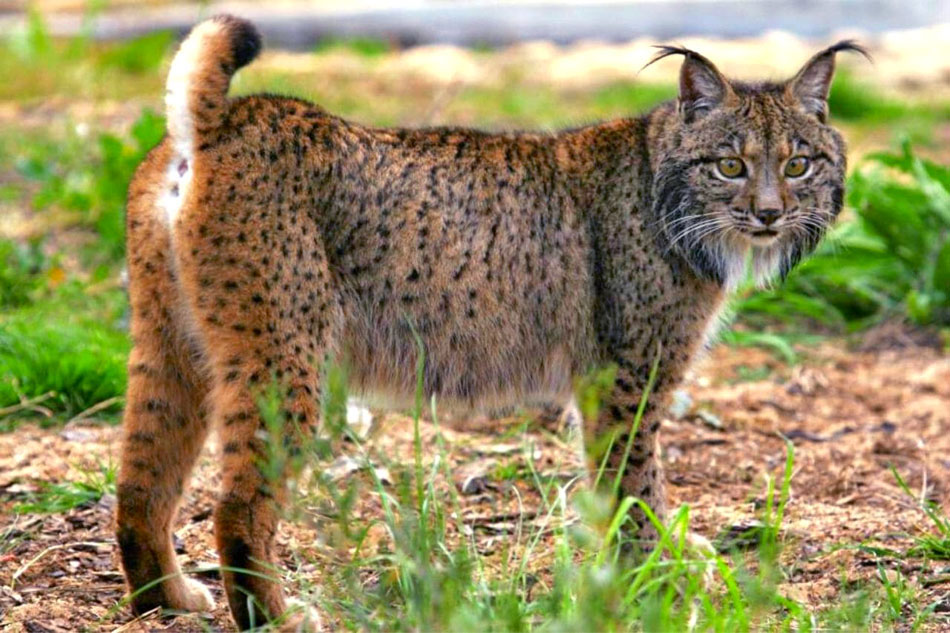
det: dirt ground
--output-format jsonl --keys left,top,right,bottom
{"left": 2, "top": 335, "right": 949, "bottom": 632}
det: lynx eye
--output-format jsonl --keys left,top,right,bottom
{"left": 784, "top": 156, "right": 810, "bottom": 178}
{"left": 716, "top": 157, "right": 746, "bottom": 179}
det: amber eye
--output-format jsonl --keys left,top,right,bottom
{"left": 717, "top": 157, "right": 746, "bottom": 179}
{"left": 784, "top": 156, "right": 810, "bottom": 178}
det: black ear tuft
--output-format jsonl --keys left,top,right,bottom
{"left": 787, "top": 40, "right": 870, "bottom": 122}
{"left": 645, "top": 45, "right": 732, "bottom": 123}
{"left": 643, "top": 45, "right": 706, "bottom": 70}
{"left": 823, "top": 40, "right": 872, "bottom": 60}
{"left": 213, "top": 14, "right": 262, "bottom": 70}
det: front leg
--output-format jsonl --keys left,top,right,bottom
{"left": 583, "top": 360, "right": 670, "bottom": 549}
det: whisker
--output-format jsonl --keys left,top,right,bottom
{"left": 665, "top": 217, "right": 730, "bottom": 252}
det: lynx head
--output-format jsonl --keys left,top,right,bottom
{"left": 649, "top": 41, "right": 868, "bottom": 289}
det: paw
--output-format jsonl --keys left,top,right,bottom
{"left": 174, "top": 577, "right": 215, "bottom": 612}
{"left": 277, "top": 598, "right": 322, "bottom": 632}
{"left": 683, "top": 531, "right": 716, "bottom": 558}
{"left": 681, "top": 531, "right": 716, "bottom": 591}
{"left": 129, "top": 576, "right": 215, "bottom": 615}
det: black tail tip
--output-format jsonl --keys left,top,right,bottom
{"left": 212, "top": 14, "right": 262, "bottom": 69}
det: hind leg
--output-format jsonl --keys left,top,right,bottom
{"left": 117, "top": 168, "right": 214, "bottom": 614}
{"left": 175, "top": 200, "right": 333, "bottom": 630}
{"left": 207, "top": 353, "right": 323, "bottom": 630}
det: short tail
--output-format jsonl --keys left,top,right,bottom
{"left": 165, "top": 15, "right": 261, "bottom": 151}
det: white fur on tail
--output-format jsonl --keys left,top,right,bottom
{"left": 158, "top": 20, "right": 225, "bottom": 227}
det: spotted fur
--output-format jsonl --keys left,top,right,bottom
{"left": 117, "top": 15, "right": 857, "bottom": 630}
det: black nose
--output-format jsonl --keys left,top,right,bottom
{"left": 755, "top": 208, "right": 782, "bottom": 226}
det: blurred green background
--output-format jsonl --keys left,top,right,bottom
{"left": 1, "top": 6, "right": 949, "bottom": 426}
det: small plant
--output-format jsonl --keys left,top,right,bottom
{"left": 0, "top": 238, "right": 51, "bottom": 308}
{"left": 5, "top": 7, "right": 53, "bottom": 64}
{"left": 14, "top": 459, "right": 117, "bottom": 514}
{"left": 892, "top": 466, "right": 950, "bottom": 560}
{"left": 854, "top": 144, "right": 950, "bottom": 326}
{"left": 721, "top": 329, "right": 801, "bottom": 365}
{"left": 16, "top": 110, "right": 165, "bottom": 262}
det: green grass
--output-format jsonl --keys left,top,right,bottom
{"left": 0, "top": 8, "right": 169, "bottom": 101}
{"left": 13, "top": 458, "right": 117, "bottom": 514}
{"left": 96, "top": 30, "right": 175, "bottom": 74}
{"left": 829, "top": 71, "right": 950, "bottom": 125}
{"left": 313, "top": 36, "right": 392, "bottom": 58}
{"left": 720, "top": 329, "right": 806, "bottom": 365}
{"left": 0, "top": 283, "right": 129, "bottom": 428}
{"left": 591, "top": 81, "right": 678, "bottom": 116}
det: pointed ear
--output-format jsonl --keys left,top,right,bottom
{"left": 646, "top": 46, "right": 733, "bottom": 123}
{"left": 787, "top": 40, "right": 870, "bottom": 122}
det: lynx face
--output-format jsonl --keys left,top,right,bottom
{"left": 650, "top": 44, "right": 859, "bottom": 288}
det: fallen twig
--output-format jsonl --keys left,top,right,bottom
{"left": 66, "top": 396, "right": 124, "bottom": 425}
{"left": 110, "top": 607, "right": 162, "bottom": 632}
{"left": 0, "top": 390, "right": 56, "bottom": 418}
{"left": 10, "top": 541, "right": 110, "bottom": 589}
